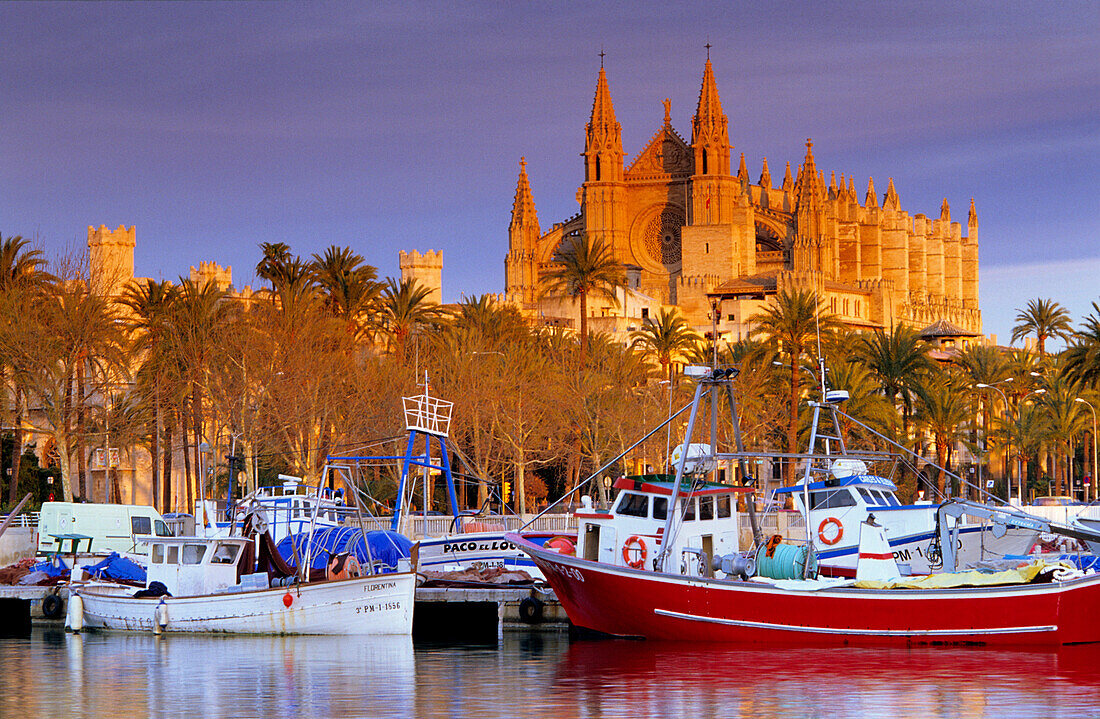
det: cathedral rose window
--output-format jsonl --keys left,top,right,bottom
{"left": 644, "top": 208, "right": 683, "bottom": 267}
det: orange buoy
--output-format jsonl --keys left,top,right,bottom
{"left": 283, "top": 592, "right": 294, "bottom": 608}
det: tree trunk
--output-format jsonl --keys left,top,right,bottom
{"left": 9, "top": 389, "right": 24, "bottom": 505}
{"left": 182, "top": 407, "right": 193, "bottom": 513}
{"left": 77, "top": 363, "right": 91, "bottom": 500}
{"left": 152, "top": 390, "right": 161, "bottom": 512}
{"left": 63, "top": 368, "right": 76, "bottom": 500}
{"left": 936, "top": 438, "right": 949, "bottom": 497}
{"left": 516, "top": 449, "right": 527, "bottom": 516}
{"left": 579, "top": 292, "right": 588, "bottom": 365}
{"left": 192, "top": 384, "right": 203, "bottom": 501}
{"left": 163, "top": 414, "right": 174, "bottom": 512}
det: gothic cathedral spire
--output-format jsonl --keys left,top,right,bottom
{"left": 505, "top": 157, "right": 541, "bottom": 306}
{"left": 691, "top": 58, "right": 731, "bottom": 176}
{"left": 585, "top": 65, "right": 623, "bottom": 183}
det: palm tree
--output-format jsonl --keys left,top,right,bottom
{"left": 630, "top": 307, "right": 702, "bottom": 384}
{"left": 914, "top": 371, "right": 972, "bottom": 497}
{"left": 120, "top": 279, "right": 180, "bottom": 511}
{"left": 1012, "top": 298, "right": 1072, "bottom": 355}
{"left": 750, "top": 288, "right": 842, "bottom": 483}
{"left": 858, "top": 324, "right": 935, "bottom": 431}
{"left": 540, "top": 233, "right": 626, "bottom": 364}
{"left": 255, "top": 242, "right": 310, "bottom": 302}
{"left": 956, "top": 343, "right": 1010, "bottom": 485}
{"left": 171, "top": 278, "right": 226, "bottom": 509}
{"left": 992, "top": 400, "right": 1048, "bottom": 502}
{"left": 379, "top": 277, "right": 441, "bottom": 363}
{"left": 0, "top": 235, "right": 53, "bottom": 504}
{"left": 1063, "top": 302, "right": 1100, "bottom": 387}
{"left": 309, "top": 246, "right": 381, "bottom": 342}
{"left": 1038, "top": 372, "right": 1088, "bottom": 496}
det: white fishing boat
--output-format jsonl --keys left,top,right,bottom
{"left": 70, "top": 514, "right": 416, "bottom": 635}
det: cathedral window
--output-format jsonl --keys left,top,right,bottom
{"left": 595, "top": 157, "right": 601, "bottom": 182}
{"left": 705, "top": 242, "right": 709, "bottom": 254}
{"left": 702, "top": 150, "right": 708, "bottom": 175}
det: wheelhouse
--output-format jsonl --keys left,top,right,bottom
{"left": 576, "top": 475, "right": 751, "bottom": 575}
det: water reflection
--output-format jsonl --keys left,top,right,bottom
{"left": 551, "top": 641, "right": 1100, "bottom": 719}
{"left": 2, "top": 632, "right": 1100, "bottom": 718}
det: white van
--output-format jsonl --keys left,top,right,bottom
{"left": 37, "top": 502, "right": 173, "bottom": 557}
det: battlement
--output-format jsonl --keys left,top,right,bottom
{"left": 189, "top": 261, "right": 233, "bottom": 291}
{"left": 677, "top": 273, "right": 720, "bottom": 289}
{"left": 399, "top": 249, "right": 443, "bottom": 269}
{"left": 87, "top": 224, "right": 136, "bottom": 247}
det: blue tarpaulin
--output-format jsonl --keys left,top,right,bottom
{"left": 81, "top": 552, "right": 147, "bottom": 583}
{"left": 276, "top": 527, "right": 413, "bottom": 573}
{"left": 29, "top": 557, "right": 69, "bottom": 578}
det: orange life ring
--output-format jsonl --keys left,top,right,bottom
{"left": 622, "top": 535, "right": 647, "bottom": 569}
{"left": 818, "top": 517, "right": 844, "bottom": 545}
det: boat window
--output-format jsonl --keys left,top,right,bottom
{"left": 652, "top": 497, "right": 668, "bottom": 520}
{"left": 211, "top": 544, "right": 238, "bottom": 564}
{"left": 616, "top": 493, "right": 649, "bottom": 518}
{"left": 699, "top": 496, "right": 714, "bottom": 521}
{"left": 809, "top": 489, "right": 857, "bottom": 510}
{"left": 167, "top": 545, "right": 179, "bottom": 565}
{"left": 680, "top": 499, "right": 696, "bottom": 521}
{"left": 887, "top": 493, "right": 900, "bottom": 507}
{"left": 858, "top": 488, "right": 876, "bottom": 504}
{"left": 154, "top": 520, "right": 172, "bottom": 537}
{"left": 716, "top": 495, "right": 732, "bottom": 519}
{"left": 151, "top": 544, "right": 164, "bottom": 563}
{"left": 182, "top": 544, "right": 207, "bottom": 565}
{"left": 131, "top": 516, "right": 152, "bottom": 535}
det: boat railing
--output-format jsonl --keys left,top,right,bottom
{"left": 351, "top": 512, "right": 577, "bottom": 539}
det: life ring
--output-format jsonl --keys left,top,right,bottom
{"left": 818, "top": 517, "right": 844, "bottom": 546}
{"left": 622, "top": 535, "right": 647, "bottom": 569}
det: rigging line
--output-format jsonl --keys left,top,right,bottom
{"left": 519, "top": 396, "right": 699, "bottom": 531}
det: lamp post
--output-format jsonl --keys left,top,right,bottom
{"left": 976, "top": 378, "right": 1013, "bottom": 501}
{"left": 1075, "top": 398, "right": 1097, "bottom": 503}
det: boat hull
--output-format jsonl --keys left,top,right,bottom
{"left": 510, "top": 534, "right": 1100, "bottom": 646}
{"left": 77, "top": 572, "right": 416, "bottom": 635}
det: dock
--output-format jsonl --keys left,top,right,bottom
{"left": 0, "top": 583, "right": 568, "bottom": 640}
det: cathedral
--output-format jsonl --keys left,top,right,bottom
{"left": 505, "top": 57, "right": 981, "bottom": 343}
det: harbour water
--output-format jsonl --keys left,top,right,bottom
{"left": 4, "top": 631, "right": 1100, "bottom": 718}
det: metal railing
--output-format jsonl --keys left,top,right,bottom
{"left": 0, "top": 512, "right": 39, "bottom": 529}
{"left": 347, "top": 512, "right": 578, "bottom": 539}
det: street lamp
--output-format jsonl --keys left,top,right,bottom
{"left": 1075, "top": 398, "right": 1097, "bottom": 503}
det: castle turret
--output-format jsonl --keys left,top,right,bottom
{"left": 505, "top": 157, "right": 541, "bottom": 306}
{"left": 189, "top": 261, "right": 233, "bottom": 292}
{"left": 88, "top": 224, "right": 135, "bottom": 297}
{"left": 399, "top": 250, "right": 442, "bottom": 305}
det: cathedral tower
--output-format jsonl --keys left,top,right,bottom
{"left": 582, "top": 61, "right": 628, "bottom": 261}
{"left": 682, "top": 54, "right": 753, "bottom": 282}
{"left": 505, "top": 157, "right": 541, "bottom": 306}
{"left": 400, "top": 249, "right": 443, "bottom": 305}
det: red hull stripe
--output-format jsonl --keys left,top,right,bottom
{"left": 653, "top": 609, "right": 1058, "bottom": 636}
{"left": 858, "top": 552, "right": 895, "bottom": 560}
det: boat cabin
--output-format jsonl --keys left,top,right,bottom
{"left": 146, "top": 536, "right": 253, "bottom": 597}
{"left": 774, "top": 460, "right": 912, "bottom": 547}
{"left": 576, "top": 475, "right": 751, "bottom": 576}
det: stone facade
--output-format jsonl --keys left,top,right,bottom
{"left": 506, "top": 59, "right": 981, "bottom": 340}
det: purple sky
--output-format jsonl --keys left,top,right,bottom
{"left": 2, "top": 2, "right": 1097, "bottom": 343}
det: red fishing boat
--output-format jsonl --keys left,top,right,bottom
{"left": 513, "top": 365, "right": 1100, "bottom": 646}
